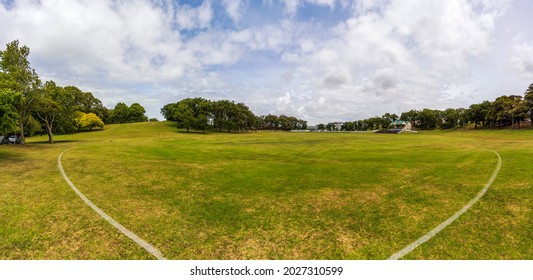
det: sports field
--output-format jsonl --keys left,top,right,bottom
{"left": 0, "top": 122, "right": 531, "bottom": 259}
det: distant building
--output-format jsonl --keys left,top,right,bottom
{"left": 390, "top": 120, "right": 412, "bottom": 131}
{"left": 333, "top": 122, "right": 343, "bottom": 131}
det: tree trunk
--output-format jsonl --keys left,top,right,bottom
{"left": 45, "top": 120, "right": 54, "bottom": 144}
{"left": 18, "top": 120, "right": 26, "bottom": 145}
{"left": 47, "top": 130, "right": 54, "bottom": 144}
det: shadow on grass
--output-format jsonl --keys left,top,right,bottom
{"left": 74, "top": 128, "right": 105, "bottom": 134}
{"left": 175, "top": 130, "right": 211, "bottom": 135}
{"left": 28, "top": 140, "right": 83, "bottom": 145}
{"left": 174, "top": 129, "right": 255, "bottom": 135}
{"left": 0, "top": 147, "right": 27, "bottom": 162}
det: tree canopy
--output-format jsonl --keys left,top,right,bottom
{"left": 77, "top": 113, "right": 104, "bottom": 131}
{"left": 0, "top": 40, "right": 41, "bottom": 144}
{"left": 162, "top": 98, "right": 306, "bottom": 133}
{"left": 110, "top": 102, "right": 148, "bottom": 124}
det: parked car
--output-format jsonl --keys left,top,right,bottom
{"left": 8, "top": 135, "right": 21, "bottom": 144}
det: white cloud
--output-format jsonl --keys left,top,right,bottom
{"left": 0, "top": 0, "right": 525, "bottom": 123}
{"left": 277, "top": 92, "right": 292, "bottom": 111}
{"left": 223, "top": 0, "right": 246, "bottom": 24}
{"left": 0, "top": 0, "right": 217, "bottom": 83}
{"left": 275, "top": 0, "right": 509, "bottom": 122}
{"left": 175, "top": 1, "right": 213, "bottom": 30}
{"left": 371, "top": 68, "right": 398, "bottom": 91}
{"left": 509, "top": 39, "right": 533, "bottom": 80}
{"left": 281, "top": 0, "right": 301, "bottom": 16}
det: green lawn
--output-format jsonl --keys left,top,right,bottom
{"left": 1, "top": 122, "right": 531, "bottom": 259}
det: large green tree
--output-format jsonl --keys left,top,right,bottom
{"left": 128, "top": 103, "right": 148, "bottom": 123}
{"left": 111, "top": 102, "right": 129, "bottom": 124}
{"left": 417, "top": 109, "right": 439, "bottom": 130}
{"left": 467, "top": 101, "right": 492, "bottom": 129}
{"left": 440, "top": 108, "right": 466, "bottom": 129}
{"left": 34, "top": 81, "right": 62, "bottom": 143}
{"left": 174, "top": 100, "right": 195, "bottom": 132}
{"left": 491, "top": 95, "right": 527, "bottom": 128}
{"left": 110, "top": 102, "right": 148, "bottom": 123}
{"left": 172, "top": 98, "right": 210, "bottom": 133}
{"left": 0, "top": 40, "right": 41, "bottom": 144}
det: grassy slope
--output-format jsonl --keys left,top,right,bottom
{"left": 0, "top": 122, "right": 531, "bottom": 259}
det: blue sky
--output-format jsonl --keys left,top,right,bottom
{"left": 1, "top": 0, "right": 533, "bottom": 124}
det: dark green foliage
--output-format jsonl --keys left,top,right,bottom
{"left": 0, "top": 40, "right": 41, "bottom": 143}
{"left": 128, "top": 103, "right": 149, "bottom": 123}
{"left": 0, "top": 89, "right": 18, "bottom": 135}
{"left": 264, "top": 114, "right": 306, "bottom": 130}
{"left": 467, "top": 101, "right": 492, "bottom": 128}
{"left": 163, "top": 98, "right": 254, "bottom": 133}
{"left": 111, "top": 102, "right": 129, "bottom": 124}
{"left": 162, "top": 98, "right": 306, "bottom": 133}
{"left": 110, "top": 102, "right": 148, "bottom": 124}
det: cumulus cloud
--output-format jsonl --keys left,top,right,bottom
{"left": 223, "top": 0, "right": 246, "bottom": 24}
{"left": 276, "top": 0, "right": 510, "bottom": 122}
{"left": 509, "top": 39, "right": 533, "bottom": 80}
{"left": 372, "top": 68, "right": 398, "bottom": 91}
{"left": 0, "top": 0, "right": 525, "bottom": 123}
{"left": 175, "top": 1, "right": 213, "bottom": 30}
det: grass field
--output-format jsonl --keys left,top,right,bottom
{"left": 1, "top": 122, "right": 531, "bottom": 259}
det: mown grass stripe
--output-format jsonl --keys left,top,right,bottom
{"left": 387, "top": 150, "right": 502, "bottom": 260}
{"left": 58, "top": 148, "right": 166, "bottom": 260}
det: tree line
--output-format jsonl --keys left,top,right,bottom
{"left": 0, "top": 40, "right": 149, "bottom": 144}
{"left": 162, "top": 98, "right": 307, "bottom": 133}
{"left": 318, "top": 85, "right": 533, "bottom": 131}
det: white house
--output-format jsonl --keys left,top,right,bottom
{"left": 390, "top": 120, "right": 412, "bottom": 131}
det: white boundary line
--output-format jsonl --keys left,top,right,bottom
{"left": 58, "top": 149, "right": 166, "bottom": 260}
{"left": 388, "top": 150, "right": 502, "bottom": 260}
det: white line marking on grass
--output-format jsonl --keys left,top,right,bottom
{"left": 388, "top": 150, "right": 502, "bottom": 260}
{"left": 58, "top": 149, "right": 166, "bottom": 260}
